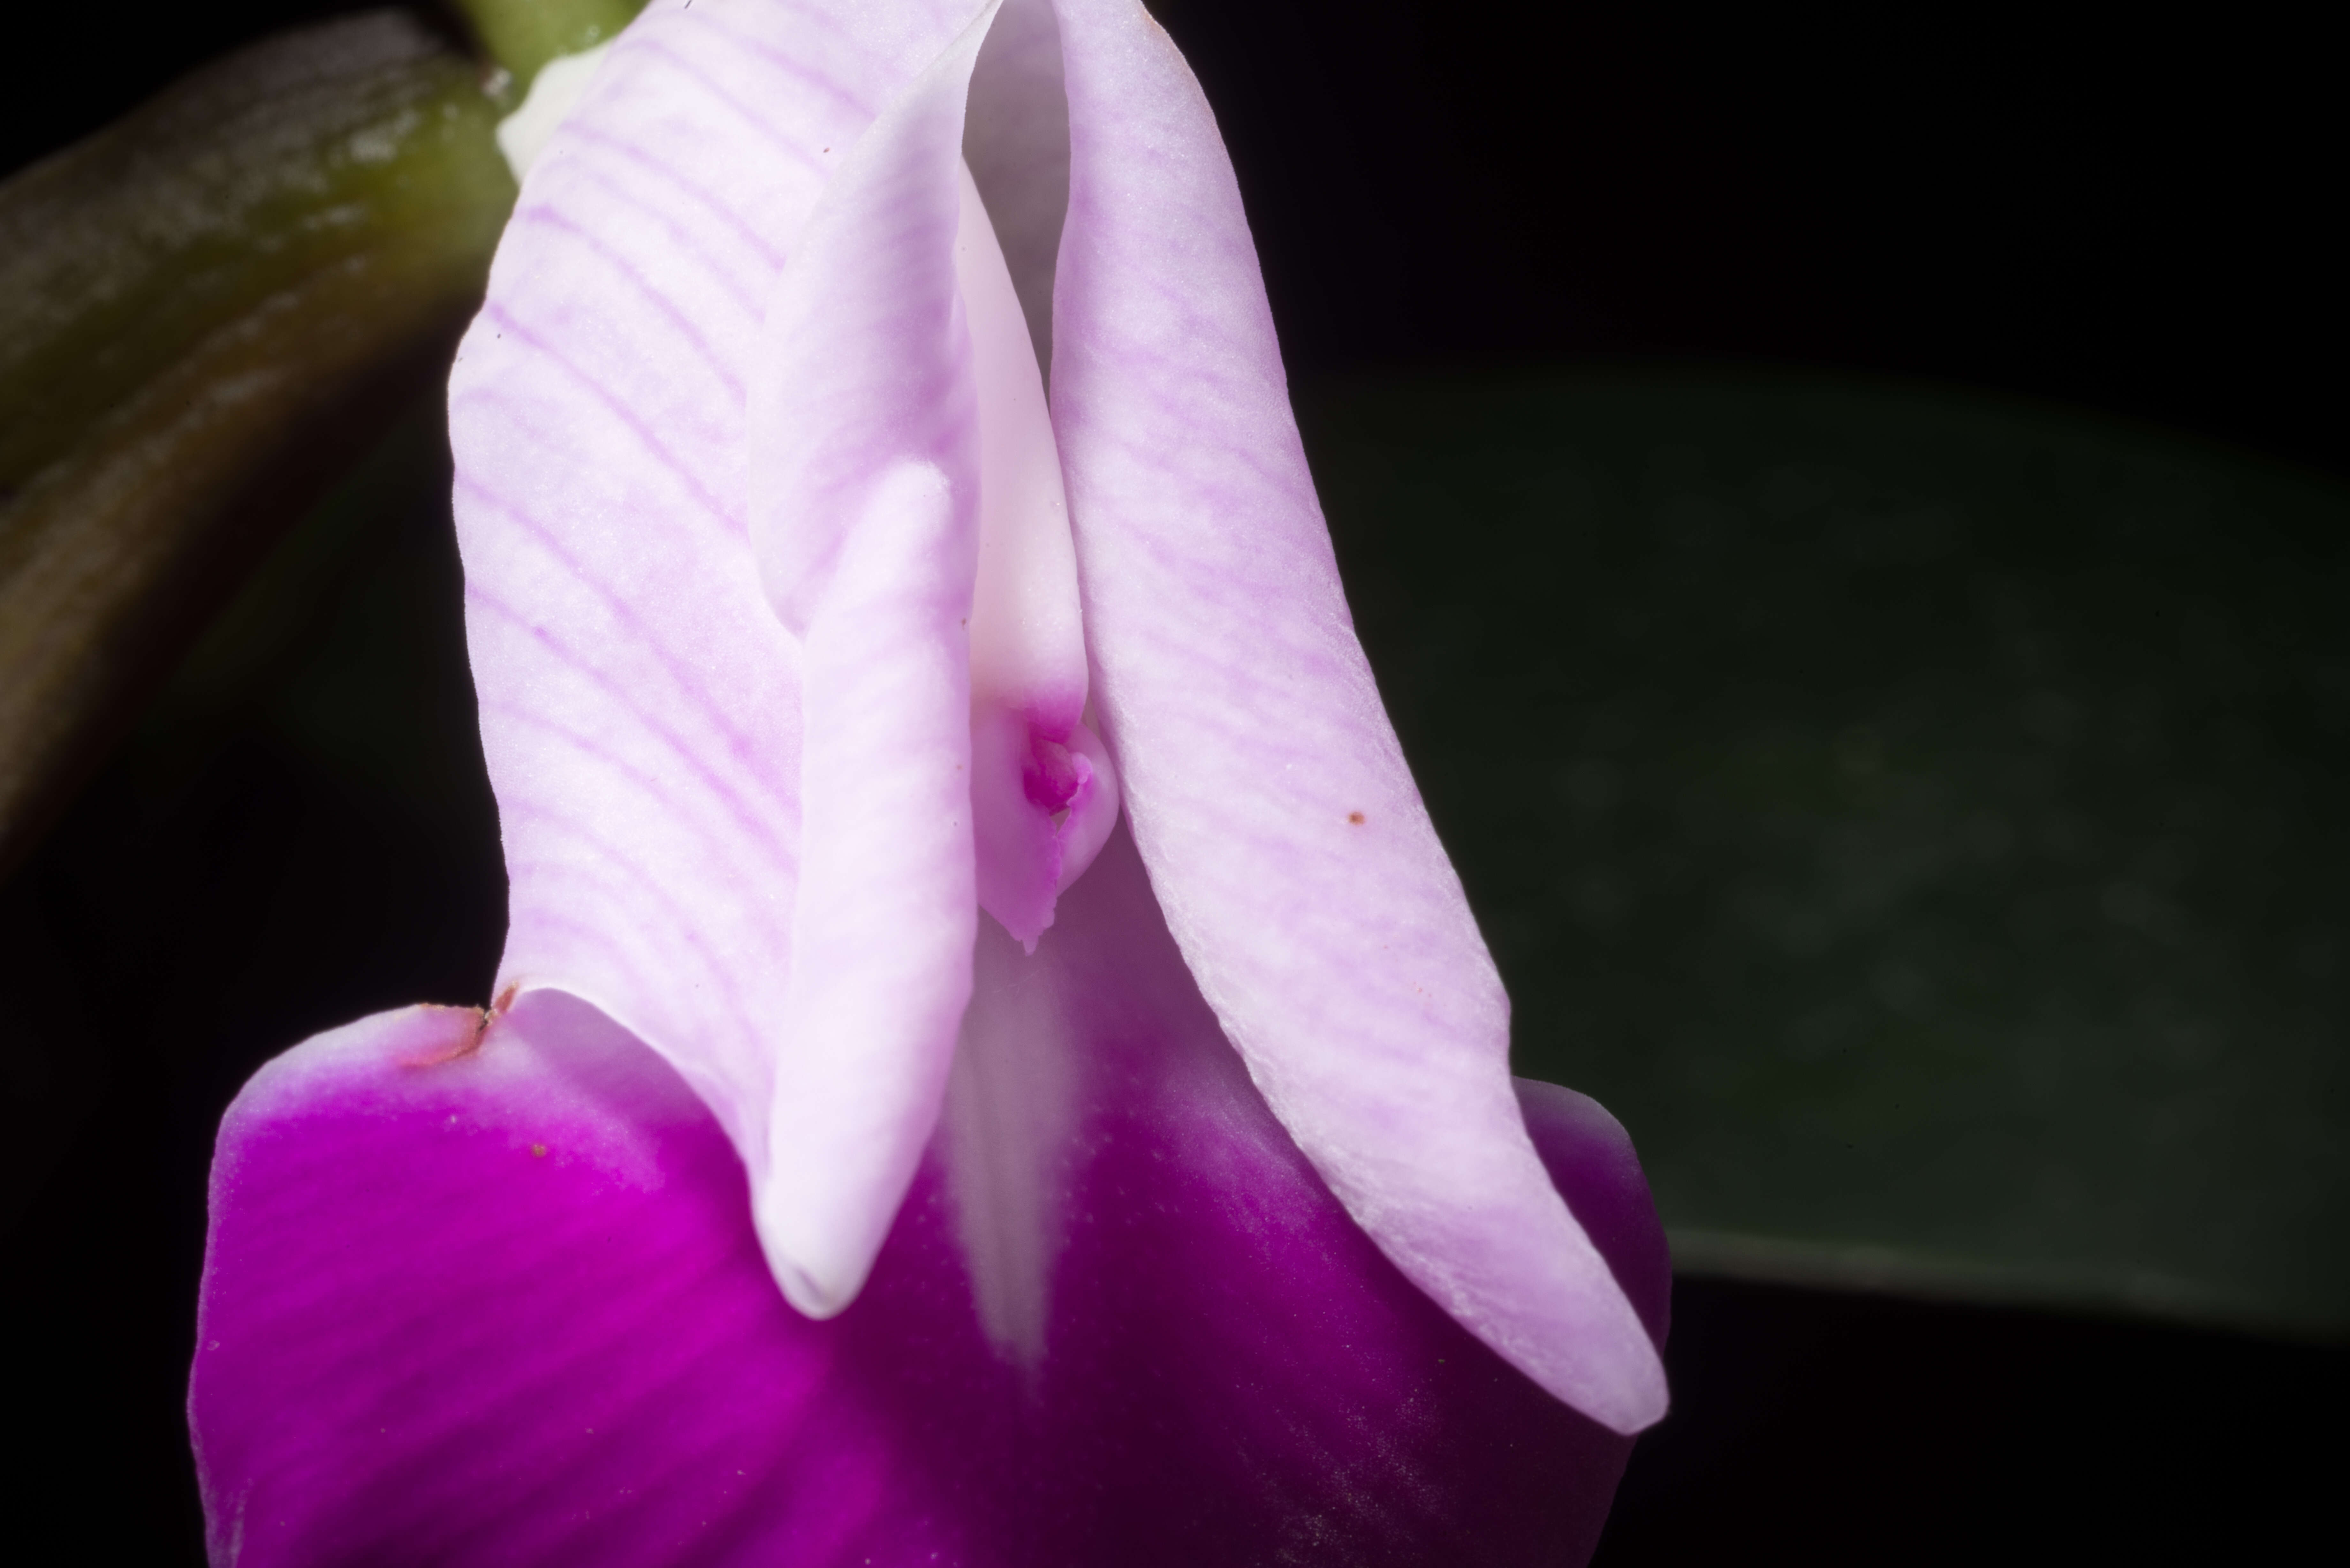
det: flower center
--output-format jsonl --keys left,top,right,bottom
{"left": 955, "top": 165, "right": 1118, "bottom": 949}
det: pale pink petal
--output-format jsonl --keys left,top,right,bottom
{"left": 448, "top": 0, "right": 983, "bottom": 1263}
{"left": 738, "top": 2, "right": 1002, "bottom": 1315}
{"left": 748, "top": 7, "right": 991, "bottom": 636}
{"left": 1045, "top": 0, "right": 1667, "bottom": 1432}
{"left": 758, "top": 457, "right": 978, "bottom": 1315}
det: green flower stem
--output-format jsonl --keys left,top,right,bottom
{"left": 0, "top": 12, "right": 517, "bottom": 875}
{"left": 451, "top": 0, "right": 649, "bottom": 91}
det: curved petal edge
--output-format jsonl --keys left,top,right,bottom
{"left": 1043, "top": 0, "right": 1666, "bottom": 1431}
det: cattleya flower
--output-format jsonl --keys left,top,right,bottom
{"left": 188, "top": 0, "right": 1670, "bottom": 1561}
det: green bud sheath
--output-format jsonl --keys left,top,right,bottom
{"left": 0, "top": 12, "right": 516, "bottom": 873}
{"left": 453, "top": 0, "right": 649, "bottom": 94}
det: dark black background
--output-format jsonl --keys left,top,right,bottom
{"left": 5, "top": 2, "right": 2343, "bottom": 1560}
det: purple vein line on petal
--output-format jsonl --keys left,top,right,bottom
{"left": 682, "top": 10, "right": 885, "bottom": 124}
{"left": 486, "top": 909, "right": 668, "bottom": 1001}
{"left": 319, "top": 1222, "right": 743, "bottom": 1557}
{"left": 453, "top": 482, "right": 770, "bottom": 769}
{"left": 474, "top": 697, "right": 794, "bottom": 881}
{"left": 403, "top": 1252, "right": 747, "bottom": 1480}
{"left": 556, "top": 164, "right": 769, "bottom": 317}
{"left": 461, "top": 581, "right": 783, "bottom": 845}
{"left": 509, "top": 206, "right": 751, "bottom": 401}
{"left": 683, "top": 0, "right": 883, "bottom": 78}
{"left": 497, "top": 803, "right": 764, "bottom": 1026}
{"left": 471, "top": 306, "right": 737, "bottom": 530}
{"left": 627, "top": 38, "right": 842, "bottom": 178}
{"left": 563, "top": 123, "right": 788, "bottom": 270}
{"left": 1095, "top": 382, "right": 1315, "bottom": 502}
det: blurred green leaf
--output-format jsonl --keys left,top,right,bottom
{"left": 0, "top": 10, "right": 516, "bottom": 874}
{"left": 1300, "top": 367, "right": 2350, "bottom": 1336}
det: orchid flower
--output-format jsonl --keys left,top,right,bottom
{"left": 187, "top": 1, "right": 1669, "bottom": 1560}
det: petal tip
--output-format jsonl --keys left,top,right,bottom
{"left": 750, "top": 1171, "right": 886, "bottom": 1322}
{"left": 752, "top": 1214, "right": 861, "bottom": 1321}
{"left": 1598, "top": 1353, "right": 1672, "bottom": 1436}
{"left": 775, "top": 1262, "right": 854, "bottom": 1322}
